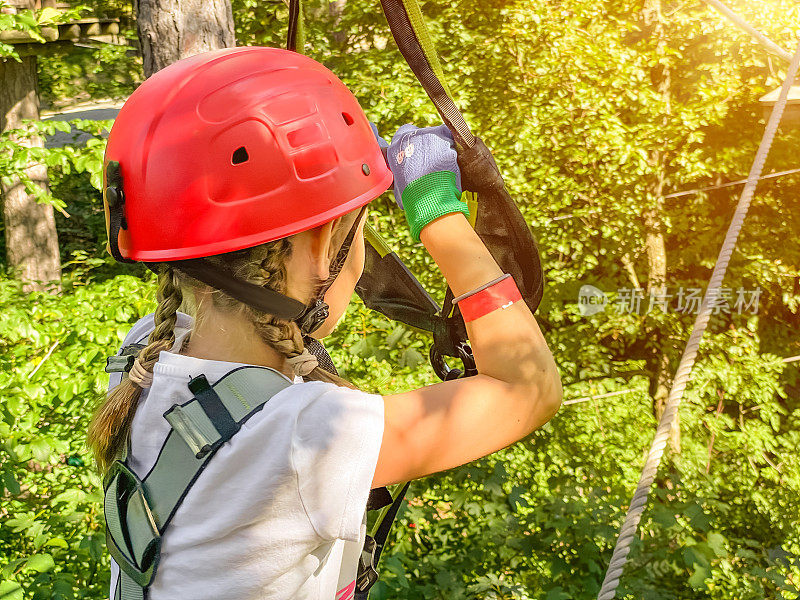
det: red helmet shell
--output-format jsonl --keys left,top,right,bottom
{"left": 104, "top": 47, "right": 392, "bottom": 262}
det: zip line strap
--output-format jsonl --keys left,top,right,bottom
{"left": 396, "top": 0, "right": 450, "bottom": 96}
{"left": 596, "top": 39, "right": 800, "bottom": 600}
{"left": 286, "top": 0, "right": 304, "bottom": 52}
{"left": 376, "top": 1, "right": 546, "bottom": 332}
{"left": 379, "top": 0, "right": 475, "bottom": 149}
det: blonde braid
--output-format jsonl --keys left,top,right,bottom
{"left": 251, "top": 241, "right": 355, "bottom": 386}
{"left": 202, "top": 240, "right": 356, "bottom": 389}
{"left": 88, "top": 266, "right": 183, "bottom": 472}
{"left": 137, "top": 266, "right": 183, "bottom": 370}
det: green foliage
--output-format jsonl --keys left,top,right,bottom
{"left": 0, "top": 275, "right": 155, "bottom": 598}
{"left": 38, "top": 45, "right": 141, "bottom": 107}
{"left": 2, "top": 0, "right": 799, "bottom": 598}
{"left": 35, "top": 0, "right": 140, "bottom": 107}
{"left": 327, "top": 296, "right": 438, "bottom": 394}
{"left": 0, "top": 119, "right": 109, "bottom": 214}
{"left": 0, "top": 1, "right": 86, "bottom": 60}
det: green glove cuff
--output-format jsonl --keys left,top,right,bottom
{"left": 401, "top": 171, "right": 470, "bottom": 242}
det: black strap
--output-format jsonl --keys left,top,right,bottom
{"left": 323, "top": 206, "right": 368, "bottom": 292}
{"left": 303, "top": 336, "right": 339, "bottom": 376}
{"left": 355, "top": 482, "right": 412, "bottom": 598}
{"left": 379, "top": 0, "right": 475, "bottom": 149}
{"left": 286, "top": 0, "right": 301, "bottom": 51}
{"left": 297, "top": 205, "right": 367, "bottom": 334}
{"left": 373, "top": 481, "right": 410, "bottom": 550}
{"left": 169, "top": 258, "right": 307, "bottom": 322}
{"left": 187, "top": 375, "right": 239, "bottom": 444}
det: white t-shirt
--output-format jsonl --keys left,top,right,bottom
{"left": 107, "top": 313, "right": 384, "bottom": 600}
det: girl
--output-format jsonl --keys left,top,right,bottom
{"left": 90, "top": 47, "right": 561, "bottom": 600}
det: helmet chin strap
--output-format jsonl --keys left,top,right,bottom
{"left": 297, "top": 204, "right": 368, "bottom": 334}
{"left": 162, "top": 206, "right": 368, "bottom": 337}
{"left": 164, "top": 257, "right": 309, "bottom": 323}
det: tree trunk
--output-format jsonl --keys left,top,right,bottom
{"left": 645, "top": 204, "right": 676, "bottom": 453}
{"left": 328, "top": 0, "right": 348, "bottom": 47}
{"left": 643, "top": 0, "right": 679, "bottom": 454}
{"left": 136, "top": 0, "right": 235, "bottom": 77}
{"left": 0, "top": 55, "right": 61, "bottom": 292}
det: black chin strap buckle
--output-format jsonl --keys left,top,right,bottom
{"left": 298, "top": 300, "right": 330, "bottom": 335}
{"left": 105, "top": 161, "right": 134, "bottom": 264}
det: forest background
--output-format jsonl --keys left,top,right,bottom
{"left": 0, "top": 0, "right": 798, "bottom": 598}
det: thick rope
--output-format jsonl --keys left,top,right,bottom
{"left": 597, "top": 40, "right": 800, "bottom": 600}
{"left": 701, "top": 0, "right": 793, "bottom": 62}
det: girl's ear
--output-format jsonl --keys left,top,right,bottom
{"left": 308, "top": 217, "right": 343, "bottom": 281}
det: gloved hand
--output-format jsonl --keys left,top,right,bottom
{"left": 386, "top": 124, "right": 470, "bottom": 242}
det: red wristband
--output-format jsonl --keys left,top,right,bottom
{"left": 456, "top": 275, "right": 523, "bottom": 322}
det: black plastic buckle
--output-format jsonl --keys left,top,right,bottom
{"left": 355, "top": 535, "right": 380, "bottom": 595}
{"left": 298, "top": 300, "right": 330, "bottom": 335}
{"left": 105, "top": 161, "right": 136, "bottom": 264}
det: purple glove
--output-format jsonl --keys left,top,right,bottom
{"left": 385, "top": 124, "right": 468, "bottom": 241}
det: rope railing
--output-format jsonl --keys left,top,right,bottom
{"left": 563, "top": 389, "right": 636, "bottom": 407}
{"left": 564, "top": 353, "right": 798, "bottom": 408}
{"left": 596, "top": 39, "right": 800, "bottom": 600}
{"left": 663, "top": 167, "right": 800, "bottom": 199}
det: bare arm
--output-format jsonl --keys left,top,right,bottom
{"left": 372, "top": 212, "right": 561, "bottom": 488}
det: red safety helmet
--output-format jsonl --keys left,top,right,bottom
{"left": 103, "top": 46, "right": 392, "bottom": 262}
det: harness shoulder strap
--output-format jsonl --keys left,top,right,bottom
{"left": 104, "top": 366, "right": 292, "bottom": 600}
{"left": 355, "top": 481, "right": 411, "bottom": 599}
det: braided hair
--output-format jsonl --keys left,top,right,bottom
{"left": 88, "top": 266, "right": 183, "bottom": 472}
{"left": 198, "top": 237, "right": 356, "bottom": 389}
{"left": 89, "top": 233, "right": 356, "bottom": 473}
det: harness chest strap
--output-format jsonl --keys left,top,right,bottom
{"left": 105, "top": 366, "right": 292, "bottom": 600}
{"left": 104, "top": 359, "right": 405, "bottom": 600}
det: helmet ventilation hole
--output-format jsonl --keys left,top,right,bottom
{"left": 232, "top": 146, "right": 249, "bottom": 164}
{"left": 341, "top": 112, "right": 354, "bottom": 126}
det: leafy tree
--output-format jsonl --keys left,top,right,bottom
{"left": 1, "top": 0, "right": 798, "bottom": 598}
{"left": 0, "top": 1, "right": 80, "bottom": 291}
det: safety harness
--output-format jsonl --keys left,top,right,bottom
{"left": 104, "top": 367, "right": 291, "bottom": 600}
{"left": 105, "top": 340, "right": 409, "bottom": 600}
